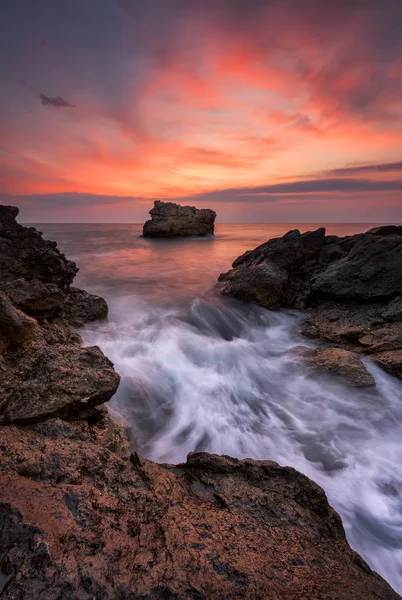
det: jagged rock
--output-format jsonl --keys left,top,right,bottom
{"left": 143, "top": 200, "right": 216, "bottom": 237}
{"left": 289, "top": 346, "right": 375, "bottom": 387}
{"left": 0, "top": 205, "right": 120, "bottom": 423}
{"left": 219, "top": 227, "right": 402, "bottom": 379}
{"left": 0, "top": 292, "right": 37, "bottom": 346}
{"left": 0, "top": 322, "right": 120, "bottom": 424}
{"left": 63, "top": 287, "right": 108, "bottom": 327}
{"left": 0, "top": 419, "right": 398, "bottom": 600}
{"left": 0, "top": 278, "right": 66, "bottom": 320}
{"left": 0, "top": 205, "right": 77, "bottom": 290}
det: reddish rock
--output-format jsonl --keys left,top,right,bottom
{"left": 0, "top": 418, "right": 398, "bottom": 600}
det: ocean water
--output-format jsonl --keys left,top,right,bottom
{"left": 36, "top": 222, "right": 402, "bottom": 594}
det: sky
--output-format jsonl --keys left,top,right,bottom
{"left": 1, "top": 0, "right": 402, "bottom": 222}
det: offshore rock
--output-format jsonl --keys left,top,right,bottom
{"left": 0, "top": 419, "right": 398, "bottom": 600}
{"left": 143, "top": 200, "right": 216, "bottom": 237}
{"left": 219, "top": 226, "right": 402, "bottom": 379}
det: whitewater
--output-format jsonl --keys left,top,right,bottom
{"left": 38, "top": 222, "right": 402, "bottom": 593}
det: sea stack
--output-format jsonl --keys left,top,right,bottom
{"left": 143, "top": 200, "right": 216, "bottom": 237}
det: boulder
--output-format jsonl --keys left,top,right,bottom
{"left": 143, "top": 200, "right": 216, "bottom": 237}
{"left": 0, "top": 292, "right": 37, "bottom": 346}
{"left": 0, "top": 420, "right": 398, "bottom": 600}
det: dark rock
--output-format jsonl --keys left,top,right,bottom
{"left": 289, "top": 346, "right": 375, "bottom": 387}
{"left": 0, "top": 292, "right": 37, "bottom": 346}
{"left": 219, "top": 227, "right": 402, "bottom": 379}
{"left": 0, "top": 205, "right": 77, "bottom": 291}
{"left": 0, "top": 205, "right": 120, "bottom": 424}
{"left": 63, "top": 287, "right": 108, "bottom": 327}
{"left": 143, "top": 200, "right": 216, "bottom": 237}
{"left": 366, "top": 225, "right": 402, "bottom": 236}
{"left": 0, "top": 420, "right": 398, "bottom": 600}
{"left": 0, "top": 278, "right": 66, "bottom": 320}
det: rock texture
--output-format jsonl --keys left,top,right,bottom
{"left": 143, "top": 200, "right": 216, "bottom": 237}
{"left": 218, "top": 226, "right": 402, "bottom": 379}
{"left": 0, "top": 419, "right": 399, "bottom": 600}
{"left": 0, "top": 205, "right": 119, "bottom": 424}
{"left": 288, "top": 346, "right": 375, "bottom": 387}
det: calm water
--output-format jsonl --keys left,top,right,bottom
{"left": 36, "top": 223, "right": 402, "bottom": 594}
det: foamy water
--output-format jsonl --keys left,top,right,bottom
{"left": 37, "top": 222, "right": 402, "bottom": 594}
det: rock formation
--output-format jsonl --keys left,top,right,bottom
{"left": 218, "top": 225, "right": 402, "bottom": 380}
{"left": 143, "top": 200, "right": 216, "bottom": 237}
{"left": 0, "top": 205, "right": 119, "bottom": 424}
{"left": 0, "top": 422, "right": 399, "bottom": 599}
{"left": 0, "top": 206, "right": 399, "bottom": 598}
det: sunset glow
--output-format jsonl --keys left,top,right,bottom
{"left": 1, "top": 0, "right": 402, "bottom": 221}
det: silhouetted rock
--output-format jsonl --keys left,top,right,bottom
{"left": 0, "top": 419, "right": 398, "bottom": 600}
{"left": 219, "top": 226, "right": 402, "bottom": 379}
{"left": 143, "top": 200, "right": 216, "bottom": 237}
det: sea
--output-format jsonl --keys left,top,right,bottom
{"left": 34, "top": 222, "right": 402, "bottom": 594}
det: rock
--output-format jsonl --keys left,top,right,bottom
{"left": 0, "top": 419, "right": 398, "bottom": 600}
{"left": 63, "top": 287, "right": 108, "bottom": 327}
{"left": 0, "top": 292, "right": 37, "bottom": 346}
{"left": 0, "top": 205, "right": 109, "bottom": 325}
{"left": 371, "top": 351, "right": 402, "bottom": 379}
{"left": 0, "top": 205, "right": 120, "bottom": 424}
{"left": 289, "top": 346, "right": 375, "bottom": 387}
{"left": 0, "top": 205, "right": 77, "bottom": 291}
{"left": 367, "top": 225, "right": 402, "bottom": 236}
{"left": 0, "top": 323, "right": 120, "bottom": 424}
{"left": 219, "top": 227, "right": 402, "bottom": 379}
{"left": 143, "top": 200, "right": 216, "bottom": 237}
{"left": 0, "top": 278, "right": 66, "bottom": 320}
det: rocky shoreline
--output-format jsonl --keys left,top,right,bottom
{"left": 0, "top": 207, "right": 399, "bottom": 599}
{"left": 218, "top": 225, "right": 402, "bottom": 385}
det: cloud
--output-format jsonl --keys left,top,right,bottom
{"left": 328, "top": 161, "right": 402, "bottom": 176}
{"left": 39, "top": 94, "right": 76, "bottom": 109}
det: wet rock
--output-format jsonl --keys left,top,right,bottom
{"left": 371, "top": 351, "right": 402, "bottom": 379}
{"left": 219, "top": 226, "right": 402, "bottom": 379}
{"left": 0, "top": 420, "right": 398, "bottom": 600}
{"left": 63, "top": 287, "right": 108, "bottom": 327}
{"left": 289, "top": 346, "right": 375, "bottom": 387}
{"left": 143, "top": 200, "right": 216, "bottom": 237}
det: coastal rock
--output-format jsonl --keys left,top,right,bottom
{"left": 0, "top": 419, "right": 398, "bottom": 600}
{"left": 63, "top": 287, "right": 109, "bottom": 327}
{"left": 143, "top": 200, "right": 216, "bottom": 237}
{"left": 219, "top": 227, "right": 402, "bottom": 379}
{"left": 0, "top": 292, "right": 37, "bottom": 346}
{"left": 0, "top": 205, "right": 120, "bottom": 423}
{"left": 0, "top": 324, "right": 120, "bottom": 424}
{"left": 289, "top": 346, "right": 375, "bottom": 387}
{"left": 0, "top": 205, "right": 77, "bottom": 290}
